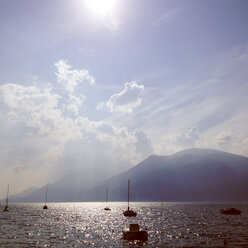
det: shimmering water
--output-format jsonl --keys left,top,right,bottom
{"left": 0, "top": 202, "right": 247, "bottom": 247}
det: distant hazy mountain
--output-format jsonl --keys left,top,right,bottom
{"left": 5, "top": 187, "right": 37, "bottom": 202}
{"left": 10, "top": 148, "right": 248, "bottom": 202}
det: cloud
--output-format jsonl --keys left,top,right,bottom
{"left": 1, "top": 44, "right": 248, "bottom": 197}
{"left": 0, "top": 83, "right": 58, "bottom": 112}
{"left": 55, "top": 60, "right": 95, "bottom": 93}
{"left": 0, "top": 76, "right": 149, "bottom": 196}
{"left": 97, "top": 81, "right": 144, "bottom": 113}
{"left": 52, "top": 123, "right": 155, "bottom": 184}
{"left": 54, "top": 60, "right": 96, "bottom": 116}
{"left": 175, "top": 126, "right": 200, "bottom": 147}
{"left": 0, "top": 80, "right": 145, "bottom": 175}
{"left": 0, "top": 84, "right": 62, "bottom": 137}
{"left": 53, "top": 125, "right": 134, "bottom": 183}
{"left": 214, "top": 131, "right": 233, "bottom": 146}
{"left": 64, "top": 94, "right": 85, "bottom": 116}
{"left": 153, "top": 8, "right": 181, "bottom": 28}
{"left": 133, "top": 129, "right": 153, "bottom": 158}
{"left": 0, "top": 83, "right": 66, "bottom": 174}
{"left": 137, "top": 45, "right": 248, "bottom": 157}
{"left": 0, "top": 81, "right": 143, "bottom": 175}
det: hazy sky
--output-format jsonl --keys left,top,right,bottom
{"left": 0, "top": 0, "right": 248, "bottom": 198}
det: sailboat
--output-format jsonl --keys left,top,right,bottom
{"left": 43, "top": 186, "right": 48, "bottom": 209}
{"left": 3, "top": 184, "right": 9, "bottom": 212}
{"left": 104, "top": 186, "right": 111, "bottom": 211}
{"left": 123, "top": 179, "right": 137, "bottom": 217}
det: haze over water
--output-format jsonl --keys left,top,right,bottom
{"left": 0, "top": 202, "right": 247, "bottom": 247}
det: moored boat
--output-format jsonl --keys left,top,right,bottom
{"left": 220, "top": 207, "right": 241, "bottom": 215}
{"left": 122, "top": 224, "right": 148, "bottom": 241}
{"left": 3, "top": 184, "right": 9, "bottom": 212}
{"left": 43, "top": 186, "right": 48, "bottom": 210}
{"left": 3, "top": 205, "right": 9, "bottom": 212}
{"left": 123, "top": 209, "right": 137, "bottom": 217}
{"left": 104, "top": 186, "right": 111, "bottom": 211}
{"left": 123, "top": 179, "right": 137, "bottom": 217}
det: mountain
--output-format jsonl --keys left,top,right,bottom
{"left": 0, "top": 187, "right": 38, "bottom": 203}
{"left": 8, "top": 187, "right": 38, "bottom": 201}
{"left": 10, "top": 148, "right": 248, "bottom": 202}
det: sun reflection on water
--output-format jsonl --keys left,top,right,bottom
{"left": 0, "top": 202, "right": 247, "bottom": 247}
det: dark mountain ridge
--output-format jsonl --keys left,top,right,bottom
{"left": 8, "top": 148, "right": 248, "bottom": 202}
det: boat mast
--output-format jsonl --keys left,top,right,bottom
{"left": 6, "top": 184, "right": 9, "bottom": 206}
{"left": 45, "top": 186, "right": 48, "bottom": 205}
{"left": 106, "top": 186, "right": 108, "bottom": 204}
{"left": 128, "top": 179, "right": 130, "bottom": 211}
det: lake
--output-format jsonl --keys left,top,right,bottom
{"left": 0, "top": 202, "right": 247, "bottom": 247}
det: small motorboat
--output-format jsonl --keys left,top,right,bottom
{"left": 122, "top": 224, "right": 148, "bottom": 241}
{"left": 220, "top": 208, "right": 241, "bottom": 215}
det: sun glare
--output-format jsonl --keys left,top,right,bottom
{"left": 85, "top": 0, "right": 115, "bottom": 16}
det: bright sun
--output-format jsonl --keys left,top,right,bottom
{"left": 85, "top": 0, "right": 115, "bottom": 16}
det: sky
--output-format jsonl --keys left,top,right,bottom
{"left": 0, "top": 0, "right": 248, "bottom": 198}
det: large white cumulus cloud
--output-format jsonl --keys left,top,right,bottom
{"left": 0, "top": 61, "right": 151, "bottom": 196}
{"left": 0, "top": 83, "right": 58, "bottom": 113}
{"left": 54, "top": 60, "right": 94, "bottom": 116}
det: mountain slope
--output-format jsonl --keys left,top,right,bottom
{"left": 86, "top": 148, "right": 248, "bottom": 202}
{"left": 10, "top": 148, "right": 248, "bottom": 202}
